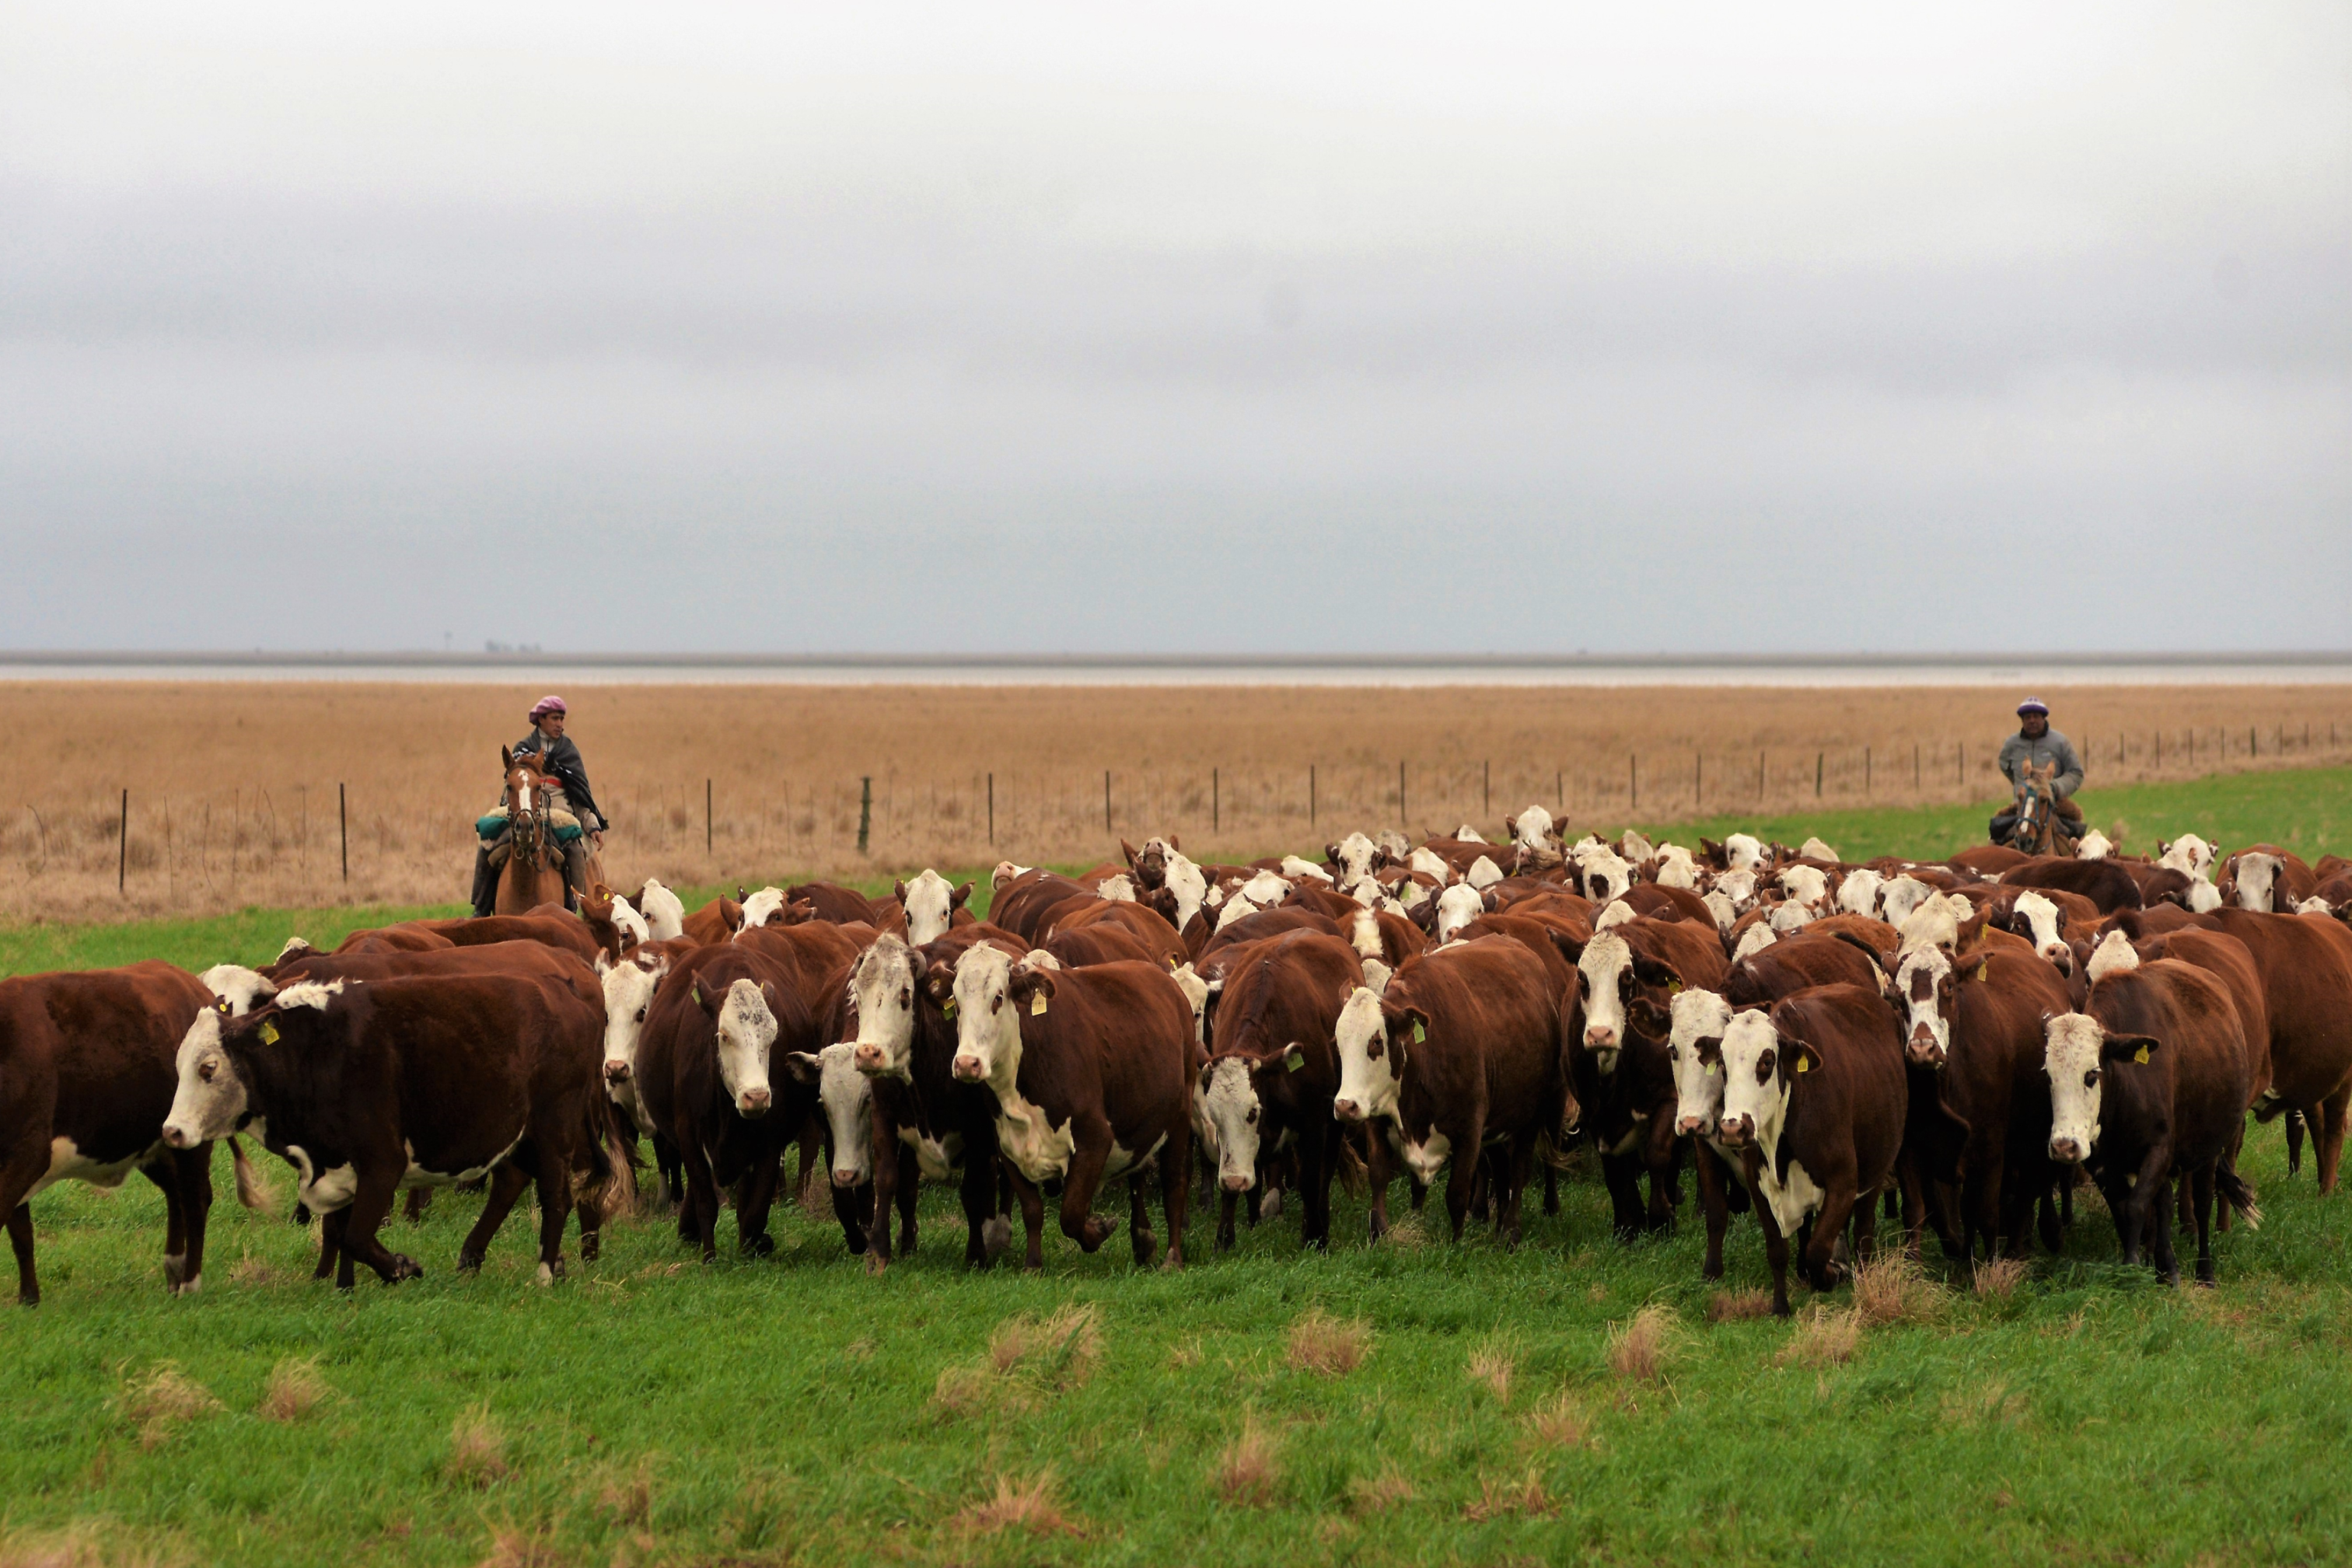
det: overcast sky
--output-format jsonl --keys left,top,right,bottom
{"left": 2, "top": 2, "right": 2346, "bottom": 654}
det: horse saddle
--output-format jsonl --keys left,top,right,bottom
{"left": 476, "top": 804, "right": 584, "bottom": 843}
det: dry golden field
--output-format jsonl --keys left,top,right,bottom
{"left": 2, "top": 679, "right": 2349, "bottom": 922}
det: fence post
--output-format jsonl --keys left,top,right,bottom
{"left": 1694, "top": 751, "right": 1701, "bottom": 808}
{"left": 1864, "top": 746, "right": 1871, "bottom": 797}
{"left": 706, "top": 779, "right": 714, "bottom": 854}
{"left": 1212, "top": 768, "right": 1219, "bottom": 833}
{"left": 1104, "top": 770, "right": 1113, "bottom": 834}
{"left": 1483, "top": 760, "right": 1491, "bottom": 819}
{"left": 858, "top": 777, "right": 872, "bottom": 854}
{"left": 1816, "top": 752, "right": 1824, "bottom": 798}
{"left": 339, "top": 783, "right": 348, "bottom": 882}
{"left": 1629, "top": 753, "right": 1638, "bottom": 813}
{"left": 987, "top": 773, "right": 994, "bottom": 844}
{"left": 1915, "top": 744, "right": 1920, "bottom": 791}
{"left": 1399, "top": 760, "right": 1407, "bottom": 828}
{"left": 1309, "top": 764, "right": 1316, "bottom": 827}
{"left": 118, "top": 789, "right": 128, "bottom": 894}
{"left": 1556, "top": 770, "right": 1562, "bottom": 812}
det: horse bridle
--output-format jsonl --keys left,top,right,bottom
{"left": 508, "top": 763, "right": 555, "bottom": 871}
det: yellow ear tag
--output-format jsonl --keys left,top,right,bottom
{"left": 1411, "top": 1021, "right": 1426, "bottom": 1044}
{"left": 1976, "top": 960, "right": 1989, "bottom": 982}
{"left": 257, "top": 1021, "right": 279, "bottom": 1045}
{"left": 691, "top": 983, "right": 702, "bottom": 1006}
{"left": 2134, "top": 1044, "right": 2150, "bottom": 1064}
{"left": 1705, "top": 1061, "right": 1721, "bottom": 1077}
{"left": 1795, "top": 1056, "right": 1810, "bottom": 1073}
{"left": 942, "top": 997, "right": 957, "bottom": 1021}
{"left": 1030, "top": 993, "right": 1048, "bottom": 1017}
{"left": 1667, "top": 980, "right": 1683, "bottom": 996}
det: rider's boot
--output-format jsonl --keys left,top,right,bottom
{"left": 469, "top": 846, "right": 498, "bottom": 919}
{"left": 563, "top": 839, "right": 592, "bottom": 913}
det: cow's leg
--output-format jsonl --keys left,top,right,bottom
{"left": 1500, "top": 1135, "right": 1534, "bottom": 1248}
{"left": 677, "top": 1127, "right": 722, "bottom": 1263}
{"left": 894, "top": 1144, "right": 919, "bottom": 1255}
{"left": 1803, "top": 1184, "right": 1860, "bottom": 1291}
{"left": 142, "top": 1158, "right": 190, "bottom": 1294}
{"left": 1542, "top": 1160, "right": 1560, "bottom": 1217}
{"left": 1005, "top": 1167, "right": 1047, "bottom": 1269}
{"left": 1158, "top": 1123, "right": 1190, "bottom": 1269}
{"left": 2148, "top": 1172, "right": 2181, "bottom": 1285}
{"left": 1408, "top": 1172, "right": 1429, "bottom": 1212}
{"left": 1298, "top": 1118, "right": 1333, "bottom": 1251}
{"left": 861, "top": 1112, "right": 896, "bottom": 1267}
{"left": 1756, "top": 1200, "right": 1794, "bottom": 1317}
{"left": 530, "top": 1140, "right": 573, "bottom": 1284}
{"left": 734, "top": 1146, "right": 780, "bottom": 1259}
{"left": 959, "top": 1140, "right": 1006, "bottom": 1269}
{"left": 2191, "top": 1164, "right": 2218, "bottom": 1285}
{"left": 795, "top": 1125, "right": 821, "bottom": 1203}
{"left": 1643, "top": 1111, "right": 1681, "bottom": 1234}
{"left": 2286, "top": 1108, "right": 2305, "bottom": 1176}
{"left": 456, "top": 1163, "right": 529, "bottom": 1271}
{"left": 1467, "top": 1154, "right": 1491, "bottom": 1225}
{"left": 2316, "top": 1086, "right": 2351, "bottom": 1196}
{"left": 1694, "top": 1145, "right": 1731, "bottom": 1281}
{"left": 402, "top": 1189, "right": 432, "bottom": 1224}
{"left": 172, "top": 1146, "right": 213, "bottom": 1294}
{"left": 1364, "top": 1132, "right": 1393, "bottom": 1241}
{"left": 652, "top": 1132, "right": 683, "bottom": 1209}
{"left": 1442, "top": 1119, "right": 1482, "bottom": 1241}
{"left": 1216, "top": 1188, "right": 1239, "bottom": 1251}
{"left": 314, "top": 1208, "right": 345, "bottom": 1280}
{"left": 6, "top": 1201, "right": 34, "bottom": 1307}
{"left": 1057, "top": 1137, "right": 1117, "bottom": 1254}
{"left": 1600, "top": 1151, "right": 1645, "bottom": 1242}
{"left": 334, "top": 1168, "right": 418, "bottom": 1287}
{"left": 1851, "top": 1182, "right": 1882, "bottom": 1269}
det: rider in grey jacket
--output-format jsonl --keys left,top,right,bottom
{"left": 1989, "top": 697, "right": 2085, "bottom": 843}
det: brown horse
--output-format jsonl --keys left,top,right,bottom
{"left": 2001, "top": 758, "right": 2075, "bottom": 857}
{"left": 495, "top": 746, "right": 573, "bottom": 915}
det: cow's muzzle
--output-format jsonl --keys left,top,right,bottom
{"left": 603, "top": 1060, "right": 631, "bottom": 1085}
{"left": 1906, "top": 1027, "right": 1944, "bottom": 1067}
{"left": 2049, "top": 1137, "right": 2084, "bottom": 1164}
{"left": 1333, "top": 1097, "right": 1364, "bottom": 1123}
{"left": 161, "top": 1123, "right": 194, "bottom": 1151}
{"left": 1676, "top": 1114, "right": 1710, "bottom": 1137}
{"left": 852, "top": 1042, "right": 886, "bottom": 1074}
{"left": 832, "top": 1167, "right": 861, "bottom": 1189}
{"left": 1585, "top": 1026, "right": 1618, "bottom": 1050}
{"left": 952, "top": 1054, "right": 984, "bottom": 1082}
{"left": 1221, "top": 1172, "right": 1253, "bottom": 1193}
{"left": 736, "top": 1087, "right": 772, "bottom": 1117}
{"left": 1716, "top": 1115, "right": 1753, "bottom": 1148}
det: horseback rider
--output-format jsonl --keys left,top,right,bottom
{"left": 1988, "top": 697, "right": 2085, "bottom": 847}
{"left": 468, "top": 695, "right": 611, "bottom": 917}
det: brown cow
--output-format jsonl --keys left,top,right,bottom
{"left": 2200, "top": 909, "right": 2352, "bottom": 1191}
{"left": 1194, "top": 931, "right": 1364, "bottom": 1250}
{"left": 784, "top": 881, "right": 882, "bottom": 926}
{"left": 1048, "top": 900, "right": 1189, "bottom": 969}
{"left": 1724, "top": 931, "right": 1885, "bottom": 1008}
{"left": 1333, "top": 938, "right": 1565, "bottom": 1245}
{"left": 410, "top": 911, "right": 610, "bottom": 965}
{"left": 2000, "top": 856, "right": 2145, "bottom": 915}
{"left": 948, "top": 948, "right": 1196, "bottom": 1269}
{"left": 2045, "top": 957, "right": 2257, "bottom": 1281}
{"left": 680, "top": 895, "right": 745, "bottom": 945}
{"left": 162, "top": 971, "right": 620, "bottom": 1287}
{"left": 1705, "top": 983, "right": 1908, "bottom": 1315}
{"left": 1043, "top": 922, "right": 1164, "bottom": 969}
{"left": 1, "top": 962, "right": 236, "bottom": 1304}
{"left": 2217, "top": 846, "right": 2319, "bottom": 913}
{"left": 1197, "top": 906, "right": 1343, "bottom": 964}
{"left": 990, "top": 871, "right": 1099, "bottom": 941}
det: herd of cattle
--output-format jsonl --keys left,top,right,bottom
{"left": 6, "top": 806, "right": 2351, "bottom": 1317}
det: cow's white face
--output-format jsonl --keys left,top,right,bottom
{"left": 2086, "top": 930, "right": 2140, "bottom": 982}
{"left": 1281, "top": 855, "right": 1333, "bottom": 884}
{"left": 2231, "top": 853, "right": 2284, "bottom": 912}
{"left": 1655, "top": 847, "right": 1700, "bottom": 890}
{"left": 850, "top": 936, "right": 921, "bottom": 1079}
{"left": 2158, "top": 835, "right": 2214, "bottom": 879}
{"left": 1216, "top": 892, "right": 1270, "bottom": 932}
{"left": 1452, "top": 823, "right": 1487, "bottom": 843}
{"left": 1347, "top": 908, "right": 1383, "bottom": 959}
{"left": 1778, "top": 866, "right": 1830, "bottom": 908}
{"left": 1466, "top": 856, "right": 1504, "bottom": 891}
{"left": 2043, "top": 1013, "right": 2107, "bottom": 1162}
{"left": 200, "top": 964, "right": 277, "bottom": 1016}
{"left": 1576, "top": 931, "right": 1635, "bottom": 1063}
{"left": 1703, "top": 891, "right": 1739, "bottom": 931}
{"left": 1407, "top": 847, "right": 1451, "bottom": 882}
{"left": 901, "top": 869, "right": 957, "bottom": 946}
{"left": 1331, "top": 833, "right": 1377, "bottom": 882}
{"left": 738, "top": 887, "right": 787, "bottom": 931}
{"left": 1595, "top": 901, "right": 1638, "bottom": 932}
{"left": 1724, "top": 834, "right": 1764, "bottom": 872}
{"left": 714, "top": 980, "right": 778, "bottom": 1116}
{"left": 1621, "top": 829, "right": 1655, "bottom": 864}
{"left": 1798, "top": 836, "right": 1837, "bottom": 864}
{"left": 949, "top": 945, "right": 1030, "bottom": 1086}
{"left": 1732, "top": 923, "right": 1778, "bottom": 962}
{"left": 806, "top": 1042, "right": 872, "bottom": 1187}
{"left": 1711, "top": 868, "right": 1759, "bottom": 910}
{"left": 599, "top": 955, "right": 666, "bottom": 1087}
{"left": 163, "top": 1008, "right": 249, "bottom": 1148}
{"left": 638, "top": 878, "right": 687, "bottom": 940}
{"left": 2012, "top": 892, "right": 2069, "bottom": 969}
{"left": 1714, "top": 1010, "right": 1796, "bottom": 1153}
{"left": 2076, "top": 830, "right": 2113, "bottom": 861}
{"left": 1668, "top": 990, "right": 1735, "bottom": 1137}
{"left": 607, "top": 895, "right": 650, "bottom": 947}
{"left": 2187, "top": 879, "right": 2224, "bottom": 913}
{"left": 1332, "top": 987, "right": 1404, "bottom": 1124}
{"left": 1836, "top": 869, "right": 1883, "bottom": 919}
{"left": 1767, "top": 899, "right": 1817, "bottom": 934}
{"left": 1896, "top": 892, "right": 1969, "bottom": 956}
{"left": 1511, "top": 805, "right": 1555, "bottom": 850}
{"left": 1170, "top": 963, "right": 1209, "bottom": 1048}
{"left": 1892, "top": 945, "right": 1955, "bottom": 1067}
{"left": 1581, "top": 854, "right": 1634, "bottom": 903}
{"left": 1878, "top": 876, "right": 1934, "bottom": 927}
{"left": 1199, "top": 1056, "right": 1272, "bottom": 1190}
{"left": 1432, "top": 884, "right": 1485, "bottom": 945}
{"left": 1163, "top": 854, "right": 1210, "bottom": 931}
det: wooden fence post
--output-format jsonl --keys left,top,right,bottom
{"left": 858, "top": 777, "right": 871, "bottom": 854}
{"left": 1399, "top": 761, "right": 1407, "bottom": 828}
{"left": 706, "top": 779, "right": 713, "bottom": 854}
{"left": 118, "top": 789, "right": 128, "bottom": 894}
{"left": 339, "top": 783, "right": 348, "bottom": 882}
{"left": 987, "top": 773, "right": 994, "bottom": 844}
{"left": 1309, "top": 765, "right": 1316, "bottom": 827}
{"left": 1816, "top": 752, "right": 1823, "bottom": 798}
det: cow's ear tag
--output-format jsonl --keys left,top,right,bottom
{"left": 1667, "top": 980, "right": 1683, "bottom": 996}
{"left": 1030, "top": 992, "right": 1048, "bottom": 1017}
{"left": 1705, "top": 1061, "right": 1721, "bottom": 1076}
{"left": 1976, "top": 960, "right": 1989, "bottom": 982}
{"left": 2133, "top": 1043, "right": 2150, "bottom": 1064}
{"left": 257, "top": 1021, "right": 279, "bottom": 1046}
{"left": 1411, "top": 1021, "right": 1426, "bottom": 1044}
{"left": 1795, "top": 1056, "right": 1810, "bottom": 1073}
{"left": 942, "top": 997, "right": 958, "bottom": 1021}
{"left": 1285, "top": 1052, "right": 1305, "bottom": 1073}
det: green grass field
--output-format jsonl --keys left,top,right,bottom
{"left": 4, "top": 767, "right": 2348, "bottom": 1567}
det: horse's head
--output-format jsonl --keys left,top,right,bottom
{"left": 502, "top": 747, "right": 553, "bottom": 831}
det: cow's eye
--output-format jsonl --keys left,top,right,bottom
{"left": 1244, "top": 1109, "right": 1258, "bottom": 1123}
{"left": 1667, "top": 1046, "right": 1679, "bottom": 1061}
{"left": 1758, "top": 1050, "right": 1776, "bottom": 1080}
{"left": 199, "top": 1059, "right": 216, "bottom": 1081}
{"left": 900, "top": 990, "right": 911, "bottom": 1010}
{"left": 2085, "top": 1069, "right": 2100, "bottom": 1088}
{"left": 634, "top": 1008, "right": 646, "bottom": 1022}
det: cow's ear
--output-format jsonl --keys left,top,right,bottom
{"left": 1324, "top": 842, "right": 1342, "bottom": 867}
{"left": 1786, "top": 1037, "right": 1824, "bottom": 1077}
{"left": 781, "top": 1051, "right": 824, "bottom": 1084}
{"left": 1280, "top": 1042, "right": 1306, "bottom": 1074}
{"left": 951, "top": 881, "right": 973, "bottom": 910}
{"left": 593, "top": 951, "right": 612, "bottom": 976}
{"left": 1010, "top": 966, "right": 1058, "bottom": 1007}
{"left": 1550, "top": 930, "right": 1588, "bottom": 966}
{"left": 2102, "top": 1032, "right": 2162, "bottom": 1065}
{"left": 1481, "top": 889, "right": 1499, "bottom": 913}
{"left": 894, "top": 879, "right": 908, "bottom": 903}
{"left": 1627, "top": 997, "right": 1672, "bottom": 1038}
{"left": 924, "top": 960, "right": 955, "bottom": 1000}
{"left": 1122, "top": 839, "right": 1140, "bottom": 868}
{"left": 1632, "top": 955, "right": 1682, "bottom": 989}
{"left": 761, "top": 981, "right": 781, "bottom": 1011}
{"left": 1168, "top": 833, "right": 1180, "bottom": 852}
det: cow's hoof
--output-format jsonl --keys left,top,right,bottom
{"left": 536, "top": 1259, "right": 564, "bottom": 1286}
{"left": 1160, "top": 1248, "right": 1184, "bottom": 1272}
{"left": 1260, "top": 1189, "right": 1284, "bottom": 1221}
{"left": 1130, "top": 1228, "right": 1157, "bottom": 1265}
{"left": 456, "top": 1250, "right": 484, "bottom": 1275}
{"left": 580, "top": 1234, "right": 600, "bottom": 1262}
{"left": 865, "top": 1253, "right": 888, "bottom": 1277}
{"left": 1078, "top": 1217, "right": 1117, "bottom": 1253}
{"left": 741, "top": 1232, "right": 776, "bottom": 1259}
{"left": 17, "top": 1290, "right": 39, "bottom": 1308}
{"left": 980, "top": 1217, "right": 1011, "bottom": 1260}
{"left": 898, "top": 1229, "right": 917, "bottom": 1256}
{"left": 389, "top": 1255, "right": 423, "bottom": 1283}
{"left": 163, "top": 1252, "right": 187, "bottom": 1289}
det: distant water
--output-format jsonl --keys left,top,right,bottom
{"left": 3, "top": 652, "right": 2349, "bottom": 686}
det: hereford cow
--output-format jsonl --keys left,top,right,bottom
{"left": 2200, "top": 909, "right": 2352, "bottom": 1192}
{"left": 2000, "top": 857, "right": 2145, "bottom": 915}
{"left": 1194, "top": 931, "right": 1362, "bottom": 1250}
{"left": 0, "top": 962, "right": 239, "bottom": 1304}
{"left": 2046, "top": 957, "right": 2258, "bottom": 1282}
{"left": 1706, "top": 983, "right": 1907, "bottom": 1315}
{"left": 2217, "top": 847, "right": 2319, "bottom": 913}
{"left": 162, "top": 972, "right": 619, "bottom": 1287}
{"left": 1332, "top": 939, "right": 1564, "bottom": 1245}
{"left": 948, "top": 948, "right": 1195, "bottom": 1269}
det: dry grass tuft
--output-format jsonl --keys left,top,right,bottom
{"left": 989, "top": 1303, "right": 1103, "bottom": 1389}
{"left": 1166, "top": 1338, "right": 1204, "bottom": 1371}
{"left": 255, "top": 1357, "right": 333, "bottom": 1423}
{"left": 931, "top": 1363, "right": 1030, "bottom": 1420}
{"left": 1287, "top": 1308, "right": 1374, "bottom": 1378}
{"left": 1973, "top": 1256, "right": 2031, "bottom": 1300}
{"left": 1708, "top": 1288, "right": 1775, "bottom": 1323}
{"left": 444, "top": 1405, "right": 512, "bottom": 1489}
{"left": 595, "top": 1454, "right": 659, "bottom": 1528}
{"left": 227, "top": 1253, "right": 278, "bottom": 1289}
{"left": 956, "top": 1470, "right": 1080, "bottom": 1538}
{"left": 1465, "top": 1334, "right": 1517, "bottom": 1404}
{"left": 1606, "top": 1304, "right": 1680, "bottom": 1384}
{"left": 1463, "top": 1467, "right": 1556, "bottom": 1521}
{"left": 1853, "top": 1252, "right": 1945, "bottom": 1326}
{"left": 0, "top": 1523, "right": 180, "bottom": 1568}
{"left": 1345, "top": 1467, "right": 1417, "bottom": 1516}
{"left": 1777, "top": 1307, "right": 1863, "bottom": 1368}
{"left": 1941, "top": 1379, "right": 2030, "bottom": 1428}
{"left": 1523, "top": 1391, "right": 1594, "bottom": 1451}
{"left": 1214, "top": 1417, "right": 1282, "bottom": 1507}
{"left": 472, "top": 1523, "right": 566, "bottom": 1568}
{"left": 116, "top": 1364, "right": 222, "bottom": 1450}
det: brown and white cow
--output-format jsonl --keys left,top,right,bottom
{"left": 1, "top": 962, "right": 238, "bottom": 1304}
{"left": 1705, "top": 983, "right": 1907, "bottom": 1315}
{"left": 890, "top": 869, "right": 975, "bottom": 946}
{"left": 2217, "top": 847, "right": 2319, "bottom": 913}
{"left": 2200, "top": 908, "right": 2352, "bottom": 1192}
{"left": 948, "top": 948, "right": 1195, "bottom": 1269}
{"left": 163, "top": 971, "right": 620, "bottom": 1287}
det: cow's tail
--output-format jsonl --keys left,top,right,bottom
{"left": 2216, "top": 1164, "right": 2262, "bottom": 1231}
{"left": 577, "top": 1096, "right": 638, "bottom": 1221}
{"left": 227, "top": 1136, "right": 278, "bottom": 1216}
